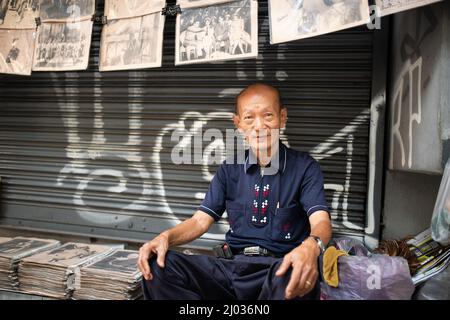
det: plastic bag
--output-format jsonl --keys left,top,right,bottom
{"left": 413, "top": 264, "right": 450, "bottom": 300}
{"left": 431, "top": 158, "right": 450, "bottom": 246}
{"left": 321, "top": 238, "right": 415, "bottom": 300}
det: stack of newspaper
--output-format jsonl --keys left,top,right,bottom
{"left": 0, "top": 237, "right": 60, "bottom": 291}
{"left": 408, "top": 228, "right": 450, "bottom": 285}
{"left": 73, "top": 249, "right": 142, "bottom": 300}
{"left": 19, "top": 242, "right": 113, "bottom": 299}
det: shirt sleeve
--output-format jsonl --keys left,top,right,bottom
{"left": 299, "top": 158, "right": 330, "bottom": 217}
{"left": 198, "top": 163, "right": 227, "bottom": 222}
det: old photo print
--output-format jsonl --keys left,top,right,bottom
{"left": 86, "top": 250, "right": 139, "bottom": 274}
{"left": 104, "top": 0, "right": 165, "bottom": 20}
{"left": 39, "top": 0, "right": 95, "bottom": 22}
{"left": 175, "top": 0, "right": 258, "bottom": 65}
{"left": 24, "top": 242, "right": 110, "bottom": 267}
{"left": 178, "top": 0, "right": 237, "bottom": 9}
{"left": 32, "top": 19, "right": 93, "bottom": 71}
{"left": 0, "top": 0, "right": 40, "bottom": 29}
{"left": 0, "top": 29, "right": 35, "bottom": 75}
{"left": 375, "top": 0, "right": 442, "bottom": 16}
{"left": 269, "top": 0, "right": 371, "bottom": 44}
{"left": 100, "top": 12, "right": 165, "bottom": 71}
{"left": 0, "top": 238, "right": 50, "bottom": 257}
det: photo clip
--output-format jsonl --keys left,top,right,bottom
{"left": 92, "top": 14, "right": 107, "bottom": 25}
{"left": 162, "top": 4, "right": 182, "bottom": 16}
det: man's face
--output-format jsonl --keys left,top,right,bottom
{"left": 233, "top": 88, "right": 287, "bottom": 155}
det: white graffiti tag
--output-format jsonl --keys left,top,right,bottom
{"left": 390, "top": 57, "right": 422, "bottom": 169}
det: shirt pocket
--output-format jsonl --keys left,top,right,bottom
{"left": 270, "top": 204, "right": 304, "bottom": 242}
{"left": 226, "top": 201, "right": 245, "bottom": 234}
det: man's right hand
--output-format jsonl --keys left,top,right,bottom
{"left": 138, "top": 233, "right": 169, "bottom": 281}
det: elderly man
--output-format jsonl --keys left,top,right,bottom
{"left": 138, "top": 83, "right": 331, "bottom": 300}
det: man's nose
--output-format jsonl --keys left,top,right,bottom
{"left": 253, "top": 116, "right": 265, "bottom": 130}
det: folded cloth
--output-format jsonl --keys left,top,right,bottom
{"left": 323, "top": 246, "right": 348, "bottom": 287}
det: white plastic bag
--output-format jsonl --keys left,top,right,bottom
{"left": 431, "top": 158, "right": 450, "bottom": 246}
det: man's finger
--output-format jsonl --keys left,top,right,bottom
{"left": 156, "top": 246, "right": 167, "bottom": 268}
{"left": 138, "top": 248, "right": 153, "bottom": 280}
{"left": 285, "top": 265, "right": 303, "bottom": 299}
{"left": 275, "top": 257, "right": 292, "bottom": 276}
{"left": 137, "top": 256, "right": 147, "bottom": 280}
{"left": 298, "top": 269, "right": 318, "bottom": 297}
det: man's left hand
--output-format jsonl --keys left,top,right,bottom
{"left": 275, "top": 237, "right": 320, "bottom": 299}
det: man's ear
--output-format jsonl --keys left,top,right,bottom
{"left": 233, "top": 113, "right": 240, "bottom": 129}
{"left": 280, "top": 107, "right": 287, "bottom": 129}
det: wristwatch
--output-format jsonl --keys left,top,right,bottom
{"left": 308, "top": 235, "right": 326, "bottom": 255}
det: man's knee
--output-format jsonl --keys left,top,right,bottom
{"left": 148, "top": 250, "right": 177, "bottom": 279}
{"left": 142, "top": 251, "right": 180, "bottom": 299}
{"left": 262, "top": 260, "right": 320, "bottom": 300}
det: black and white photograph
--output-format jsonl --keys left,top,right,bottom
{"left": 0, "top": 0, "right": 40, "bottom": 29}
{"left": 39, "top": 0, "right": 95, "bottom": 22}
{"left": 375, "top": 0, "right": 442, "bottom": 16}
{"left": 0, "top": 29, "right": 35, "bottom": 75}
{"left": 269, "top": 0, "right": 371, "bottom": 44}
{"left": 178, "top": 0, "right": 236, "bottom": 9}
{"left": 86, "top": 250, "right": 139, "bottom": 274}
{"left": 25, "top": 242, "right": 106, "bottom": 266}
{"left": 32, "top": 19, "right": 93, "bottom": 71}
{"left": 175, "top": 0, "right": 258, "bottom": 65}
{"left": 0, "top": 237, "right": 59, "bottom": 258}
{"left": 100, "top": 12, "right": 165, "bottom": 71}
{"left": 104, "top": 0, "right": 165, "bottom": 20}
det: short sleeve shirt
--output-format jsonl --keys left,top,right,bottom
{"left": 198, "top": 141, "right": 329, "bottom": 255}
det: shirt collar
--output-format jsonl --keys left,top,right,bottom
{"left": 244, "top": 140, "right": 287, "bottom": 174}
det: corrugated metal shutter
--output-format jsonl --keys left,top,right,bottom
{"left": 0, "top": 0, "right": 373, "bottom": 249}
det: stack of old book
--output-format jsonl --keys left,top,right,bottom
{"left": 72, "top": 249, "right": 142, "bottom": 300}
{"left": 0, "top": 237, "right": 60, "bottom": 291}
{"left": 19, "top": 242, "right": 113, "bottom": 299}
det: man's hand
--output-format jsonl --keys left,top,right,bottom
{"left": 137, "top": 233, "right": 169, "bottom": 281}
{"left": 275, "top": 237, "right": 320, "bottom": 299}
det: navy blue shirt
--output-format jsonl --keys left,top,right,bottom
{"left": 198, "top": 142, "right": 329, "bottom": 255}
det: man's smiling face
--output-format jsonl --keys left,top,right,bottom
{"left": 233, "top": 84, "right": 287, "bottom": 158}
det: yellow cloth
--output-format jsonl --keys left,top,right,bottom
{"left": 322, "top": 246, "right": 348, "bottom": 288}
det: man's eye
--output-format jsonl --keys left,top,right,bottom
{"left": 244, "top": 116, "right": 253, "bottom": 120}
{"left": 265, "top": 113, "right": 273, "bottom": 117}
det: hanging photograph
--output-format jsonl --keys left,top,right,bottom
{"left": 104, "top": 0, "right": 165, "bottom": 20}
{"left": 178, "top": 0, "right": 237, "bottom": 9}
{"left": 0, "top": 0, "right": 40, "bottom": 29}
{"left": 375, "top": 0, "right": 442, "bottom": 17}
{"left": 39, "top": 0, "right": 95, "bottom": 22}
{"left": 99, "top": 12, "right": 165, "bottom": 71}
{"left": 0, "top": 29, "right": 35, "bottom": 75}
{"left": 32, "top": 19, "right": 93, "bottom": 71}
{"left": 175, "top": 0, "right": 258, "bottom": 65}
{"left": 269, "top": 0, "right": 371, "bottom": 44}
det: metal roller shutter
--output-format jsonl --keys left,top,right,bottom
{"left": 0, "top": 0, "right": 373, "bottom": 249}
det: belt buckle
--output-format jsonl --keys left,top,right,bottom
{"left": 243, "top": 246, "right": 268, "bottom": 256}
{"left": 243, "top": 246, "right": 260, "bottom": 256}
